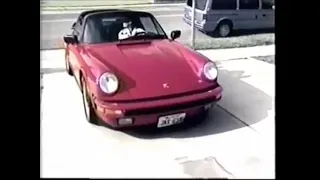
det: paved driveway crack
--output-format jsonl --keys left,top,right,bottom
{"left": 217, "top": 104, "right": 258, "bottom": 133}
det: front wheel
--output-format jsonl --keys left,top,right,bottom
{"left": 81, "top": 77, "right": 100, "bottom": 125}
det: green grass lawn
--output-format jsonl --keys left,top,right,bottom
{"left": 252, "top": 55, "right": 275, "bottom": 64}
{"left": 180, "top": 30, "right": 274, "bottom": 50}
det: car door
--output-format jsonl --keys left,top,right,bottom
{"left": 259, "top": 0, "right": 274, "bottom": 28}
{"left": 237, "top": 0, "right": 261, "bottom": 29}
{"left": 184, "top": 0, "right": 209, "bottom": 24}
{"left": 68, "top": 19, "right": 83, "bottom": 84}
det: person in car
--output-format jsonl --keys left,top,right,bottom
{"left": 118, "top": 20, "right": 146, "bottom": 40}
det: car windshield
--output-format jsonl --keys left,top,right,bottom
{"left": 83, "top": 12, "right": 168, "bottom": 44}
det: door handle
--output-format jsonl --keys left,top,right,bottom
{"left": 262, "top": 14, "right": 266, "bottom": 17}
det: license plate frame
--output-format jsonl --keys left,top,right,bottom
{"left": 157, "top": 113, "right": 186, "bottom": 128}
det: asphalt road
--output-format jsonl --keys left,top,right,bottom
{"left": 40, "top": 5, "right": 211, "bottom": 50}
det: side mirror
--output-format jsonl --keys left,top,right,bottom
{"left": 63, "top": 35, "right": 77, "bottom": 44}
{"left": 170, "top": 30, "right": 181, "bottom": 40}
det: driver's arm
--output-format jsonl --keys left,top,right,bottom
{"left": 132, "top": 28, "right": 145, "bottom": 36}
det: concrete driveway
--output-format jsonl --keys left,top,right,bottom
{"left": 40, "top": 49, "right": 275, "bottom": 178}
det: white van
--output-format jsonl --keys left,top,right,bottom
{"left": 183, "top": 0, "right": 274, "bottom": 37}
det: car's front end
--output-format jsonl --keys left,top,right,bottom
{"left": 93, "top": 83, "right": 222, "bottom": 128}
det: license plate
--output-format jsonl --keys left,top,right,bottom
{"left": 157, "top": 113, "right": 186, "bottom": 128}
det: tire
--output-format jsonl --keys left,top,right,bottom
{"left": 215, "top": 21, "right": 233, "bottom": 37}
{"left": 198, "top": 109, "right": 210, "bottom": 123}
{"left": 65, "top": 54, "right": 73, "bottom": 76}
{"left": 81, "top": 77, "right": 100, "bottom": 125}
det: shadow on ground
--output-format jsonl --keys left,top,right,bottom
{"left": 41, "top": 67, "right": 65, "bottom": 75}
{"left": 231, "top": 28, "right": 274, "bottom": 37}
{"left": 124, "top": 65, "right": 272, "bottom": 139}
{"left": 209, "top": 28, "right": 274, "bottom": 38}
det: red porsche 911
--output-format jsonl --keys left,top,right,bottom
{"left": 63, "top": 9, "right": 222, "bottom": 129}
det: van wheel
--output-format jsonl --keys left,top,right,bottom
{"left": 215, "top": 21, "right": 233, "bottom": 37}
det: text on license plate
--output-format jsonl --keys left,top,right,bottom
{"left": 157, "top": 113, "right": 186, "bottom": 128}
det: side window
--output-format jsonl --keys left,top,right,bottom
{"left": 262, "top": 0, "right": 274, "bottom": 9}
{"left": 83, "top": 22, "right": 90, "bottom": 43}
{"left": 211, "top": 0, "right": 236, "bottom": 10}
{"left": 72, "top": 20, "right": 83, "bottom": 40}
{"left": 239, "top": 0, "right": 259, "bottom": 9}
{"left": 187, "top": 0, "right": 192, "bottom": 7}
{"left": 72, "top": 22, "right": 79, "bottom": 35}
{"left": 72, "top": 27, "right": 79, "bottom": 36}
{"left": 187, "top": 0, "right": 208, "bottom": 10}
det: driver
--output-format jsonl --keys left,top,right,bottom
{"left": 118, "top": 19, "right": 146, "bottom": 40}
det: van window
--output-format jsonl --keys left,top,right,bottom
{"left": 187, "top": 0, "right": 208, "bottom": 10}
{"left": 262, "top": 0, "right": 274, "bottom": 9}
{"left": 211, "top": 0, "right": 237, "bottom": 10}
{"left": 239, "top": 0, "right": 259, "bottom": 9}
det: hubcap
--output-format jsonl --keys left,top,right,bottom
{"left": 219, "top": 25, "right": 230, "bottom": 37}
{"left": 83, "top": 84, "right": 90, "bottom": 119}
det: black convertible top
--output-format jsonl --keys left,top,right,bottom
{"left": 79, "top": 9, "right": 132, "bottom": 20}
{"left": 77, "top": 9, "right": 153, "bottom": 25}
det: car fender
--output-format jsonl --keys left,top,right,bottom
{"left": 79, "top": 66, "right": 100, "bottom": 97}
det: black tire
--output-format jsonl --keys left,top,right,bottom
{"left": 215, "top": 21, "right": 233, "bottom": 37}
{"left": 65, "top": 54, "right": 73, "bottom": 76}
{"left": 81, "top": 77, "right": 101, "bottom": 125}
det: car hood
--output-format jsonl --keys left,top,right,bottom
{"left": 85, "top": 40, "right": 212, "bottom": 101}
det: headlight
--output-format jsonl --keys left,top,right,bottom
{"left": 203, "top": 62, "right": 218, "bottom": 80}
{"left": 98, "top": 72, "right": 119, "bottom": 94}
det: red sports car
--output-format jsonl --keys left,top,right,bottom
{"left": 63, "top": 9, "right": 222, "bottom": 129}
